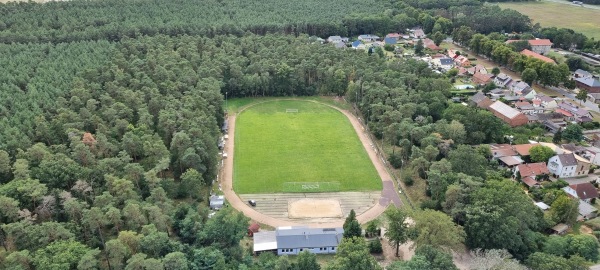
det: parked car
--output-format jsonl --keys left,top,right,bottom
{"left": 248, "top": 200, "right": 257, "bottom": 207}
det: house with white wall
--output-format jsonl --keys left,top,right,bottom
{"left": 548, "top": 153, "right": 580, "bottom": 178}
{"left": 253, "top": 226, "right": 343, "bottom": 256}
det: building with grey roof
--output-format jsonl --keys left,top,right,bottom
{"left": 253, "top": 226, "right": 344, "bottom": 255}
{"left": 548, "top": 153, "right": 581, "bottom": 178}
{"left": 209, "top": 195, "right": 225, "bottom": 210}
{"left": 277, "top": 226, "right": 343, "bottom": 255}
{"left": 576, "top": 77, "right": 600, "bottom": 93}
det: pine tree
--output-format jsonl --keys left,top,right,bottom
{"left": 343, "top": 209, "right": 362, "bottom": 238}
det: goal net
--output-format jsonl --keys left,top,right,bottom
{"left": 282, "top": 182, "right": 341, "bottom": 193}
{"left": 286, "top": 109, "right": 299, "bottom": 113}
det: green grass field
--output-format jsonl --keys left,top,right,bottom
{"left": 233, "top": 100, "right": 381, "bottom": 194}
{"left": 496, "top": 2, "right": 600, "bottom": 39}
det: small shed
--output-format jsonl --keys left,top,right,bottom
{"left": 210, "top": 195, "right": 225, "bottom": 210}
{"left": 248, "top": 223, "right": 260, "bottom": 237}
{"left": 551, "top": 223, "right": 569, "bottom": 235}
{"left": 534, "top": 202, "right": 550, "bottom": 211}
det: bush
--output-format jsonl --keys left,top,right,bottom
{"left": 369, "top": 239, "right": 383, "bottom": 254}
{"left": 402, "top": 172, "right": 414, "bottom": 186}
{"left": 388, "top": 152, "right": 403, "bottom": 169}
{"left": 420, "top": 199, "right": 439, "bottom": 210}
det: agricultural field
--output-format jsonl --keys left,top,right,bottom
{"left": 233, "top": 100, "right": 381, "bottom": 194}
{"left": 496, "top": 1, "right": 600, "bottom": 39}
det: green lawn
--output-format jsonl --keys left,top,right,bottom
{"left": 496, "top": 1, "right": 600, "bottom": 39}
{"left": 233, "top": 100, "right": 381, "bottom": 194}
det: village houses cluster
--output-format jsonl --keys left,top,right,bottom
{"left": 489, "top": 141, "right": 600, "bottom": 224}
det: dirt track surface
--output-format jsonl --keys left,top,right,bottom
{"left": 220, "top": 99, "right": 403, "bottom": 228}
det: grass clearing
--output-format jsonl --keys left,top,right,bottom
{"left": 496, "top": 2, "right": 600, "bottom": 39}
{"left": 234, "top": 100, "right": 381, "bottom": 194}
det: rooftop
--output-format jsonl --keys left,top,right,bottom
{"left": 489, "top": 101, "right": 522, "bottom": 119}
{"left": 521, "top": 49, "right": 556, "bottom": 64}
{"left": 276, "top": 227, "right": 344, "bottom": 249}
{"left": 517, "top": 162, "right": 550, "bottom": 177}
{"left": 575, "top": 77, "right": 600, "bottom": 87}
{"left": 570, "top": 182, "right": 599, "bottom": 200}
{"left": 557, "top": 153, "right": 578, "bottom": 166}
{"left": 513, "top": 143, "right": 539, "bottom": 156}
{"left": 528, "top": 39, "right": 553, "bottom": 46}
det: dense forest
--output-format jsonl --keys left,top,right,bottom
{"left": 0, "top": 0, "right": 599, "bottom": 269}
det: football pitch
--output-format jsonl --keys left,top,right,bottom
{"left": 233, "top": 100, "right": 381, "bottom": 194}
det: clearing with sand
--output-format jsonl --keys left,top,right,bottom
{"left": 288, "top": 198, "right": 343, "bottom": 219}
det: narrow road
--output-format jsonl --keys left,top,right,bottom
{"left": 220, "top": 99, "right": 402, "bottom": 228}
{"left": 543, "top": 0, "right": 600, "bottom": 10}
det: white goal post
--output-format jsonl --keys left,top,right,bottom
{"left": 286, "top": 109, "right": 299, "bottom": 113}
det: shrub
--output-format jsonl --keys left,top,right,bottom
{"left": 369, "top": 239, "right": 383, "bottom": 254}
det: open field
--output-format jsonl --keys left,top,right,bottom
{"left": 496, "top": 1, "right": 600, "bottom": 39}
{"left": 233, "top": 100, "right": 381, "bottom": 194}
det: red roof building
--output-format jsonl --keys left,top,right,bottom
{"left": 521, "top": 49, "right": 556, "bottom": 64}
{"left": 487, "top": 101, "right": 529, "bottom": 127}
{"left": 472, "top": 72, "right": 493, "bottom": 85}
{"left": 515, "top": 162, "right": 550, "bottom": 188}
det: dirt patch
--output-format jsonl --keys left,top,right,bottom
{"left": 580, "top": 224, "right": 594, "bottom": 234}
{"left": 288, "top": 198, "right": 343, "bottom": 218}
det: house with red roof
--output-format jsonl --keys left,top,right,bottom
{"left": 507, "top": 39, "right": 553, "bottom": 54}
{"left": 472, "top": 72, "right": 493, "bottom": 85}
{"left": 521, "top": 49, "right": 556, "bottom": 64}
{"left": 514, "top": 162, "right": 550, "bottom": 188}
{"left": 454, "top": 55, "right": 471, "bottom": 67}
{"left": 528, "top": 39, "right": 553, "bottom": 55}
{"left": 487, "top": 101, "right": 529, "bottom": 127}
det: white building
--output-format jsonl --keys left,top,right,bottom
{"left": 253, "top": 226, "right": 344, "bottom": 256}
{"left": 548, "top": 153, "right": 579, "bottom": 178}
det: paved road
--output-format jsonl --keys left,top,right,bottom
{"left": 546, "top": 85, "right": 600, "bottom": 113}
{"left": 220, "top": 99, "right": 402, "bottom": 228}
{"left": 543, "top": 0, "right": 600, "bottom": 10}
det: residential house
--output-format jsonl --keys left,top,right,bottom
{"left": 513, "top": 143, "right": 540, "bottom": 158}
{"left": 511, "top": 81, "right": 532, "bottom": 96}
{"left": 583, "top": 146, "right": 600, "bottom": 166}
{"left": 470, "top": 91, "right": 493, "bottom": 108}
{"left": 563, "top": 182, "right": 599, "bottom": 203}
{"left": 433, "top": 58, "right": 454, "bottom": 71}
{"left": 587, "top": 93, "right": 600, "bottom": 104}
{"left": 557, "top": 102, "right": 592, "bottom": 123}
{"left": 385, "top": 33, "right": 402, "bottom": 40}
{"left": 515, "top": 101, "right": 543, "bottom": 115}
{"left": 467, "top": 64, "right": 487, "bottom": 75}
{"left": 384, "top": 37, "right": 397, "bottom": 45}
{"left": 209, "top": 195, "right": 225, "bottom": 210}
{"left": 574, "top": 69, "right": 593, "bottom": 79}
{"left": 514, "top": 162, "right": 550, "bottom": 188}
{"left": 548, "top": 153, "right": 589, "bottom": 178}
{"left": 327, "top": 36, "right": 348, "bottom": 43}
{"left": 351, "top": 40, "right": 363, "bottom": 49}
{"left": 578, "top": 200, "right": 598, "bottom": 220}
{"left": 358, "top": 34, "right": 380, "bottom": 42}
{"left": 487, "top": 101, "right": 529, "bottom": 127}
{"left": 575, "top": 77, "right": 600, "bottom": 93}
{"left": 521, "top": 49, "right": 556, "bottom": 64}
{"left": 490, "top": 144, "right": 518, "bottom": 159}
{"left": 454, "top": 55, "right": 471, "bottom": 67}
{"left": 258, "top": 227, "right": 344, "bottom": 255}
{"left": 423, "top": 38, "right": 441, "bottom": 51}
{"left": 494, "top": 73, "right": 513, "bottom": 88}
{"left": 532, "top": 94, "right": 558, "bottom": 109}
{"left": 447, "top": 49, "right": 458, "bottom": 59}
{"left": 412, "top": 29, "right": 426, "bottom": 39}
{"left": 472, "top": 72, "right": 493, "bottom": 86}
{"left": 528, "top": 39, "right": 553, "bottom": 55}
